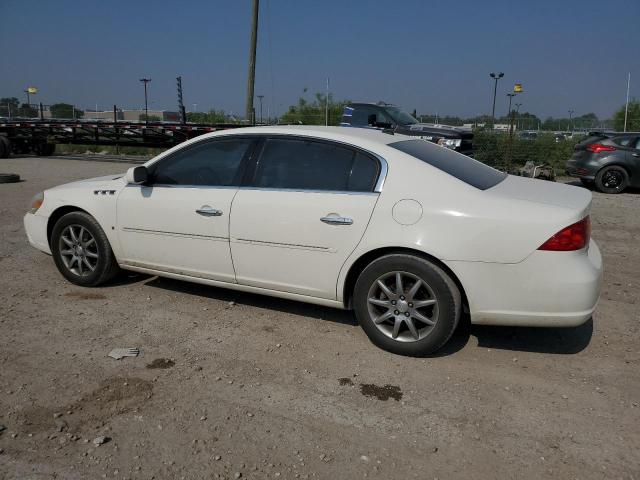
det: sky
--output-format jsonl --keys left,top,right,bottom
{"left": 1, "top": 0, "right": 638, "bottom": 120}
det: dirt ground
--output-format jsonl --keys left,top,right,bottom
{"left": 0, "top": 156, "right": 638, "bottom": 480}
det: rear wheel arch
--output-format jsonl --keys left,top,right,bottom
{"left": 597, "top": 162, "right": 631, "bottom": 179}
{"left": 341, "top": 247, "right": 468, "bottom": 312}
{"left": 47, "top": 206, "right": 91, "bottom": 247}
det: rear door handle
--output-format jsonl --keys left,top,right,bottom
{"left": 320, "top": 215, "right": 353, "bottom": 225}
{"left": 196, "top": 205, "right": 223, "bottom": 216}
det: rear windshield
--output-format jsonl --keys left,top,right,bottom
{"left": 389, "top": 139, "right": 506, "bottom": 190}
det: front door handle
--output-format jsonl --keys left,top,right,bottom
{"left": 632, "top": 153, "right": 639, "bottom": 157}
{"left": 320, "top": 215, "right": 353, "bottom": 225}
{"left": 196, "top": 205, "right": 223, "bottom": 216}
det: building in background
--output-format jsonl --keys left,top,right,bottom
{"left": 83, "top": 109, "right": 180, "bottom": 122}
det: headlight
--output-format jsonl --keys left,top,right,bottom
{"left": 437, "top": 138, "right": 462, "bottom": 149}
{"left": 29, "top": 192, "right": 44, "bottom": 213}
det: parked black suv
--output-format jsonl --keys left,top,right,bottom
{"left": 341, "top": 102, "right": 473, "bottom": 156}
{"left": 566, "top": 132, "right": 640, "bottom": 193}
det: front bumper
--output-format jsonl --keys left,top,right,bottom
{"left": 446, "top": 239, "right": 603, "bottom": 327}
{"left": 24, "top": 212, "right": 51, "bottom": 254}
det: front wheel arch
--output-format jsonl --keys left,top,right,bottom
{"left": 47, "top": 206, "right": 91, "bottom": 248}
{"left": 341, "top": 247, "right": 468, "bottom": 312}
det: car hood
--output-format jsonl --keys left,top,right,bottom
{"left": 401, "top": 123, "right": 473, "bottom": 139}
{"left": 489, "top": 175, "right": 592, "bottom": 212}
{"left": 48, "top": 174, "right": 126, "bottom": 192}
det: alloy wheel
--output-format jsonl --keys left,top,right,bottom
{"left": 366, "top": 271, "right": 439, "bottom": 342}
{"left": 58, "top": 224, "right": 99, "bottom": 276}
{"left": 602, "top": 170, "right": 623, "bottom": 189}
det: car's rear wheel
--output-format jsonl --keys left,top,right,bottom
{"left": 353, "top": 254, "right": 461, "bottom": 356}
{"left": 51, "top": 211, "right": 120, "bottom": 287}
{"left": 595, "top": 166, "right": 629, "bottom": 194}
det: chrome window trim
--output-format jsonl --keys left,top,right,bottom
{"left": 128, "top": 183, "right": 380, "bottom": 195}
{"left": 238, "top": 187, "right": 380, "bottom": 196}
{"left": 133, "top": 184, "right": 239, "bottom": 190}
{"left": 141, "top": 133, "right": 390, "bottom": 194}
{"left": 373, "top": 153, "right": 388, "bottom": 192}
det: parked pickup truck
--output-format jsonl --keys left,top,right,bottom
{"left": 341, "top": 102, "right": 473, "bottom": 156}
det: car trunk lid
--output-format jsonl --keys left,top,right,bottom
{"left": 488, "top": 175, "right": 592, "bottom": 211}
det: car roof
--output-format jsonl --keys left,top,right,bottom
{"left": 206, "top": 125, "right": 408, "bottom": 147}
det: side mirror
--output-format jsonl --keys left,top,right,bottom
{"left": 367, "top": 114, "right": 377, "bottom": 126}
{"left": 125, "top": 166, "right": 148, "bottom": 184}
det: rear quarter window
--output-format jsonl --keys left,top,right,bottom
{"left": 389, "top": 139, "right": 506, "bottom": 190}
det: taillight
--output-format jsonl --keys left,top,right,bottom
{"left": 586, "top": 143, "right": 616, "bottom": 153}
{"left": 538, "top": 216, "right": 590, "bottom": 251}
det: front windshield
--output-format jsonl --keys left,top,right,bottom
{"left": 385, "top": 106, "right": 418, "bottom": 125}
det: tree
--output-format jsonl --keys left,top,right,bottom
{"left": 0, "top": 97, "right": 20, "bottom": 117}
{"left": 280, "top": 92, "right": 349, "bottom": 126}
{"left": 186, "top": 109, "right": 230, "bottom": 124}
{"left": 613, "top": 99, "right": 640, "bottom": 132}
{"left": 50, "top": 103, "right": 84, "bottom": 119}
{"left": 18, "top": 103, "right": 38, "bottom": 118}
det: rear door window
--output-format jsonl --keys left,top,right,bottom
{"left": 389, "top": 139, "right": 506, "bottom": 190}
{"left": 252, "top": 138, "right": 379, "bottom": 192}
{"left": 613, "top": 136, "right": 632, "bottom": 147}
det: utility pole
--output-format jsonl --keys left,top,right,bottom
{"left": 624, "top": 73, "right": 631, "bottom": 132}
{"left": 568, "top": 110, "right": 574, "bottom": 132}
{"left": 325, "top": 77, "right": 330, "bottom": 126}
{"left": 257, "top": 95, "right": 264, "bottom": 123}
{"left": 245, "top": 0, "right": 259, "bottom": 124}
{"left": 177, "top": 76, "right": 186, "bottom": 124}
{"left": 489, "top": 72, "right": 504, "bottom": 127}
{"left": 139, "top": 78, "right": 151, "bottom": 124}
{"left": 515, "top": 103, "right": 522, "bottom": 130}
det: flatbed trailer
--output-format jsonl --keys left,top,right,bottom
{"left": 0, "top": 118, "right": 243, "bottom": 158}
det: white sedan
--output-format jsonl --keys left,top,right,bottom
{"left": 24, "top": 126, "right": 602, "bottom": 356}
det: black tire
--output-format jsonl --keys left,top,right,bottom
{"left": 595, "top": 165, "right": 629, "bottom": 194}
{"left": 353, "top": 254, "right": 461, "bottom": 357}
{"left": 0, "top": 137, "right": 9, "bottom": 159}
{"left": 0, "top": 173, "right": 20, "bottom": 183}
{"left": 51, "top": 211, "right": 120, "bottom": 287}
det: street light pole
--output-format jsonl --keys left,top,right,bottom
{"left": 507, "top": 93, "right": 516, "bottom": 122}
{"left": 139, "top": 78, "right": 151, "bottom": 124}
{"left": 489, "top": 72, "right": 504, "bottom": 127}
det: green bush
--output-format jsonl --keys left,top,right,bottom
{"left": 473, "top": 131, "right": 583, "bottom": 173}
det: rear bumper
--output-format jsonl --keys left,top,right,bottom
{"left": 24, "top": 212, "right": 51, "bottom": 254}
{"left": 565, "top": 166, "right": 595, "bottom": 181}
{"left": 446, "top": 239, "right": 603, "bottom": 327}
{"left": 565, "top": 158, "right": 597, "bottom": 180}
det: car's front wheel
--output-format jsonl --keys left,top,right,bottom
{"left": 353, "top": 254, "right": 461, "bottom": 356}
{"left": 51, "top": 211, "right": 120, "bottom": 287}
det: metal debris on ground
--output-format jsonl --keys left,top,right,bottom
{"left": 108, "top": 347, "right": 141, "bottom": 360}
{"left": 93, "top": 436, "right": 110, "bottom": 446}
